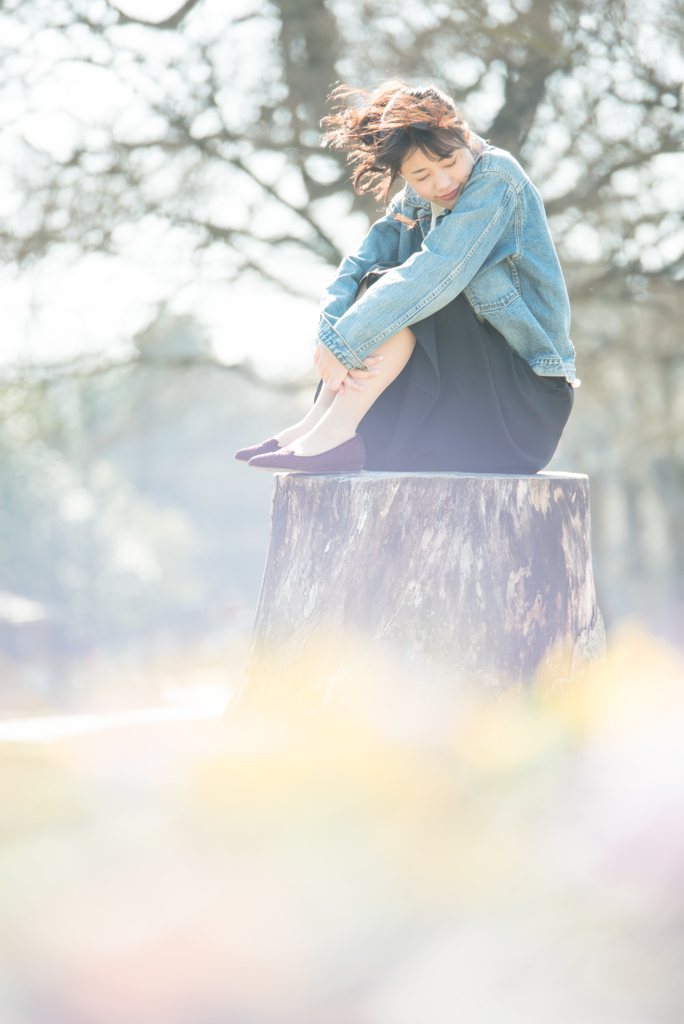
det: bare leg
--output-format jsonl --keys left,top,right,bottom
{"left": 273, "top": 386, "right": 335, "bottom": 448}
{"left": 269, "top": 280, "right": 375, "bottom": 449}
{"left": 290, "top": 327, "right": 416, "bottom": 457}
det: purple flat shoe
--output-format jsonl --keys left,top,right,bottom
{"left": 248, "top": 434, "right": 366, "bottom": 473}
{"left": 235, "top": 437, "right": 281, "bottom": 462}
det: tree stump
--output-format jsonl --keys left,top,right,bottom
{"left": 235, "top": 471, "right": 605, "bottom": 715}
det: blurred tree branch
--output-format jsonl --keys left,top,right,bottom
{"left": 106, "top": 0, "right": 204, "bottom": 30}
{"left": 1, "top": 0, "right": 682, "bottom": 288}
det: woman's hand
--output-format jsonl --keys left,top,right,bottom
{"left": 313, "top": 343, "right": 383, "bottom": 394}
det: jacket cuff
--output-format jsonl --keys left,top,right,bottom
{"left": 317, "top": 316, "right": 369, "bottom": 370}
{"left": 528, "top": 355, "right": 578, "bottom": 384}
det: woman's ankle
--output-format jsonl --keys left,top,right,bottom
{"left": 274, "top": 423, "right": 306, "bottom": 447}
{"left": 274, "top": 414, "right": 323, "bottom": 447}
{"left": 290, "top": 422, "right": 357, "bottom": 457}
{"left": 274, "top": 391, "right": 335, "bottom": 446}
{"left": 295, "top": 415, "right": 357, "bottom": 449}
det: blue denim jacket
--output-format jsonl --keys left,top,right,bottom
{"left": 317, "top": 138, "right": 576, "bottom": 381}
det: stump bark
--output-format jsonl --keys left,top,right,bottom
{"left": 236, "top": 471, "right": 605, "bottom": 715}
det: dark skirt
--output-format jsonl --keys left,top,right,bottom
{"left": 351, "top": 293, "right": 573, "bottom": 474}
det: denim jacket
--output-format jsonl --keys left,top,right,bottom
{"left": 317, "top": 138, "right": 576, "bottom": 381}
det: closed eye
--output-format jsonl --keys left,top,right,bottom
{"left": 414, "top": 159, "right": 457, "bottom": 182}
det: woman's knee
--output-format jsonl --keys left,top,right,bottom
{"left": 381, "top": 326, "right": 416, "bottom": 355}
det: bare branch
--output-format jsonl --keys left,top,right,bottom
{"left": 545, "top": 141, "right": 683, "bottom": 217}
{"left": 106, "top": 0, "right": 203, "bottom": 30}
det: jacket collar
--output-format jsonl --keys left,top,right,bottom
{"left": 403, "top": 184, "right": 431, "bottom": 211}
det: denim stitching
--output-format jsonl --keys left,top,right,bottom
{"left": 319, "top": 316, "right": 369, "bottom": 369}
{"left": 341, "top": 178, "right": 516, "bottom": 355}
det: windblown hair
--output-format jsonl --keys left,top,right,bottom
{"left": 321, "top": 82, "right": 471, "bottom": 206}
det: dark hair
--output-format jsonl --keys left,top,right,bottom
{"left": 321, "top": 81, "right": 471, "bottom": 206}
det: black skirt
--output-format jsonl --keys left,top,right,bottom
{"left": 350, "top": 292, "right": 573, "bottom": 474}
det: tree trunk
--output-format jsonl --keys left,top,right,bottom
{"left": 235, "top": 471, "right": 605, "bottom": 716}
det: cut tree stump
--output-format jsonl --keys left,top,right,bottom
{"left": 235, "top": 471, "right": 605, "bottom": 715}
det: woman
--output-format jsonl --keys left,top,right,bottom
{"left": 236, "top": 83, "right": 576, "bottom": 474}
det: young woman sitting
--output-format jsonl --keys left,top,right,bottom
{"left": 236, "top": 82, "right": 576, "bottom": 474}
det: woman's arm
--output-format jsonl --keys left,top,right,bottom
{"left": 317, "top": 203, "right": 402, "bottom": 353}
{"left": 318, "top": 170, "right": 516, "bottom": 369}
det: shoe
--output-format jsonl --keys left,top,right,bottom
{"left": 235, "top": 437, "right": 281, "bottom": 462}
{"left": 248, "top": 434, "right": 366, "bottom": 473}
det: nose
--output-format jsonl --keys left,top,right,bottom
{"left": 435, "top": 169, "right": 453, "bottom": 192}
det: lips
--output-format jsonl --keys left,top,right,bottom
{"left": 438, "top": 185, "right": 461, "bottom": 201}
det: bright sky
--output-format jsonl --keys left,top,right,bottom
{"left": 0, "top": 242, "right": 340, "bottom": 379}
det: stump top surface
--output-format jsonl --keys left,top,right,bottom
{"left": 274, "top": 469, "right": 587, "bottom": 482}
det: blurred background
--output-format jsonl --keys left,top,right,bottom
{"left": 1, "top": 3, "right": 684, "bottom": 1022}
{"left": 0, "top": 0, "right": 683, "bottom": 711}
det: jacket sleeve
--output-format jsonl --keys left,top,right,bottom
{"left": 317, "top": 201, "right": 403, "bottom": 368}
{"left": 317, "top": 170, "right": 517, "bottom": 368}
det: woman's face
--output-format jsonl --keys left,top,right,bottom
{"left": 399, "top": 145, "right": 475, "bottom": 209}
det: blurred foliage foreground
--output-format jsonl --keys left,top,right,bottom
{"left": 0, "top": 625, "right": 683, "bottom": 1023}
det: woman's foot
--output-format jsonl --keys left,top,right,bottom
{"left": 289, "top": 423, "right": 357, "bottom": 457}
{"left": 237, "top": 386, "right": 336, "bottom": 460}
{"left": 248, "top": 434, "right": 366, "bottom": 473}
{"left": 235, "top": 437, "right": 281, "bottom": 462}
